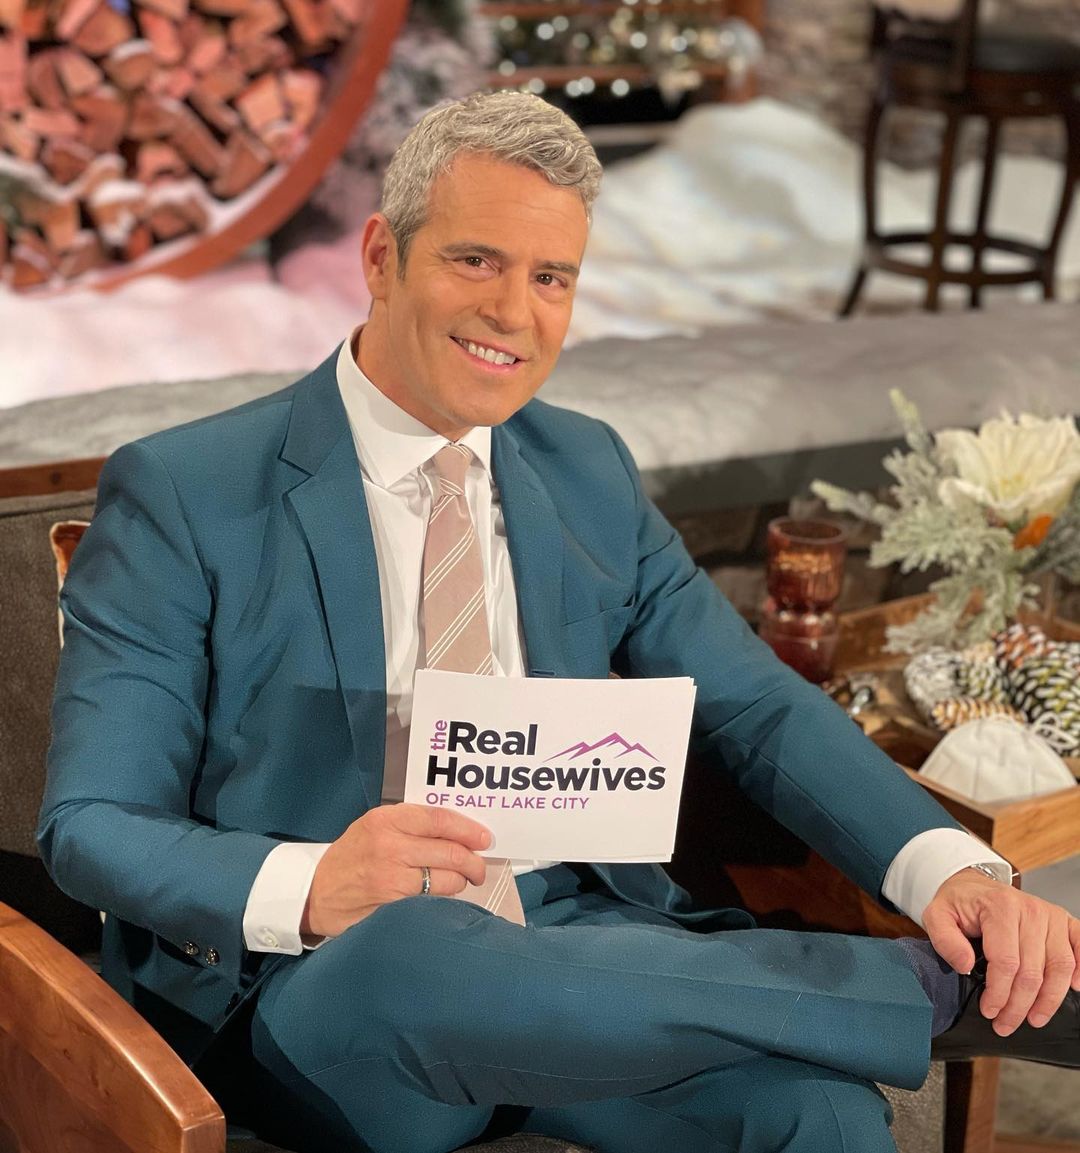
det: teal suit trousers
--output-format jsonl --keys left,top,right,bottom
{"left": 240, "top": 866, "right": 928, "bottom": 1153}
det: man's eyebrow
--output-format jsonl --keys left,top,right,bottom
{"left": 440, "top": 242, "right": 580, "bottom": 279}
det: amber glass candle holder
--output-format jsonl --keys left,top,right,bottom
{"left": 765, "top": 518, "right": 848, "bottom": 612}
{"left": 758, "top": 598, "right": 840, "bottom": 684}
{"left": 762, "top": 518, "right": 847, "bottom": 683}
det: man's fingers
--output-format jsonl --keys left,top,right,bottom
{"left": 979, "top": 919, "right": 1021, "bottom": 1027}
{"left": 399, "top": 835, "right": 489, "bottom": 887}
{"left": 415, "top": 867, "right": 470, "bottom": 898}
{"left": 923, "top": 906, "right": 977, "bottom": 975}
{"left": 390, "top": 802, "right": 493, "bottom": 850}
{"left": 1026, "top": 914, "right": 1076, "bottom": 1028}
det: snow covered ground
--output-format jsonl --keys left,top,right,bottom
{"left": 5, "top": 98, "right": 1078, "bottom": 409}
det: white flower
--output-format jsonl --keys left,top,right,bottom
{"left": 936, "top": 413, "right": 1080, "bottom": 525}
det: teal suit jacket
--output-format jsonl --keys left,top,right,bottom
{"left": 39, "top": 347, "right": 959, "bottom": 1063}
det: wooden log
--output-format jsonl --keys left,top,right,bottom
{"left": 57, "top": 228, "right": 105, "bottom": 278}
{"left": 281, "top": 0, "right": 327, "bottom": 49}
{"left": 20, "top": 0, "right": 45, "bottom": 37}
{"left": 70, "top": 2, "right": 134, "bottom": 57}
{"left": 233, "top": 33, "right": 290, "bottom": 74}
{"left": 86, "top": 178, "right": 147, "bottom": 247}
{"left": 122, "top": 220, "right": 153, "bottom": 260}
{"left": 282, "top": 68, "right": 320, "bottom": 132}
{"left": 54, "top": 0, "right": 99, "bottom": 41}
{"left": 188, "top": 85, "right": 239, "bottom": 133}
{"left": 103, "top": 39, "right": 155, "bottom": 89}
{"left": 139, "top": 0, "right": 188, "bottom": 20}
{"left": 190, "top": 58, "right": 245, "bottom": 101}
{"left": 210, "top": 127, "right": 269, "bottom": 197}
{"left": 190, "top": 0, "right": 253, "bottom": 13}
{"left": 0, "top": 30, "right": 26, "bottom": 113}
{"left": 258, "top": 117, "right": 299, "bottom": 163}
{"left": 192, "top": 0, "right": 253, "bottom": 14}
{"left": 128, "top": 90, "right": 181, "bottom": 139}
{"left": 162, "top": 65, "right": 195, "bottom": 100}
{"left": 234, "top": 72, "right": 284, "bottom": 134}
{"left": 9, "top": 227, "right": 53, "bottom": 289}
{"left": 0, "top": 0, "right": 25, "bottom": 31}
{"left": 327, "top": 0, "right": 361, "bottom": 24}
{"left": 71, "top": 83, "right": 127, "bottom": 151}
{"left": 26, "top": 47, "right": 64, "bottom": 109}
{"left": 147, "top": 180, "right": 209, "bottom": 239}
{"left": 137, "top": 8, "right": 184, "bottom": 65}
{"left": 134, "top": 140, "right": 187, "bottom": 182}
{"left": 227, "top": 0, "right": 285, "bottom": 45}
{"left": 55, "top": 46, "right": 103, "bottom": 96}
{"left": 18, "top": 192, "right": 80, "bottom": 252}
{"left": 185, "top": 23, "right": 226, "bottom": 73}
{"left": 23, "top": 104, "right": 79, "bottom": 136}
{"left": 0, "top": 112, "right": 38, "bottom": 159}
{"left": 40, "top": 135, "right": 94, "bottom": 183}
{"left": 170, "top": 102, "right": 225, "bottom": 175}
{"left": 74, "top": 150, "right": 124, "bottom": 196}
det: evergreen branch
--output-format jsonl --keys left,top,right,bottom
{"left": 809, "top": 480, "right": 894, "bottom": 526}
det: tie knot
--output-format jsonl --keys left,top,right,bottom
{"left": 431, "top": 443, "right": 472, "bottom": 497}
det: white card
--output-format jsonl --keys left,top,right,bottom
{"left": 405, "top": 671, "right": 696, "bottom": 862}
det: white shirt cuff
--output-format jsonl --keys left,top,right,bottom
{"left": 882, "top": 828, "right": 1013, "bottom": 928}
{"left": 243, "top": 841, "right": 332, "bottom": 954}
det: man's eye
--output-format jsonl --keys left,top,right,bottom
{"left": 536, "top": 273, "right": 564, "bottom": 287}
{"left": 463, "top": 256, "right": 485, "bottom": 268}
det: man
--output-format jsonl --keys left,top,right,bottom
{"left": 40, "top": 92, "right": 1080, "bottom": 1153}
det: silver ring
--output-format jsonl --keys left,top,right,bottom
{"left": 420, "top": 865, "right": 431, "bottom": 895}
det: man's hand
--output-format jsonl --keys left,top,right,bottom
{"left": 924, "top": 868, "right": 1080, "bottom": 1036}
{"left": 301, "top": 804, "right": 492, "bottom": 939}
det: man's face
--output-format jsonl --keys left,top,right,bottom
{"left": 358, "top": 153, "right": 589, "bottom": 440}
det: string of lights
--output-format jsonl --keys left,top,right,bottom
{"left": 476, "top": 2, "right": 764, "bottom": 104}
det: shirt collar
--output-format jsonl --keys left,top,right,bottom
{"left": 336, "top": 326, "right": 492, "bottom": 490}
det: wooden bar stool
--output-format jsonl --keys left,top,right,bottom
{"left": 840, "top": 0, "right": 1080, "bottom": 315}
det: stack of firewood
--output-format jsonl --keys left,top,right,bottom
{"left": 0, "top": 0, "right": 362, "bottom": 290}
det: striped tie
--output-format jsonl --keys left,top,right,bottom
{"left": 422, "top": 444, "right": 525, "bottom": 926}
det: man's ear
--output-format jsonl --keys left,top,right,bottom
{"left": 361, "top": 213, "right": 397, "bottom": 299}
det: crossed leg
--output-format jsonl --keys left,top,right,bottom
{"left": 243, "top": 875, "right": 929, "bottom": 1153}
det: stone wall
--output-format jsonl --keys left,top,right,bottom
{"left": 756, "top": 0, "right": 1080, "bottom": 168}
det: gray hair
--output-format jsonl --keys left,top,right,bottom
{"left": 380, "top": 90, "right": 602, "bottom": 268}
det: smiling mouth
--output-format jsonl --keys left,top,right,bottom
{"left": 452, "top": 337, "right": 521, "bottom": 366}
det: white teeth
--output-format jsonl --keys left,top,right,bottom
{"left": 458, "top": 338, "right": 516, "bottom": 365}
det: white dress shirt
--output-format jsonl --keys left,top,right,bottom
{"left": 242, "top": 331, "right": 1011, "bottom": 954}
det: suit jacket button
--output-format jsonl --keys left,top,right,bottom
{"left": 183, "top": 941, "right": 200, "bottom": 957}
{"left": 205, "top": 947, "right": 220, "bottom": 966}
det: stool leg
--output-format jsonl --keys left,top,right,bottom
{"left": 926, "top": 108, "right": 961, "bottom": 312}
{"left": 1040, "top": 102, "right": 1080, "bottom": 302}
{"left": 969, "top": 115, "right": 1000, "bottom": 309}
{"left": 839, "top": 93, "right": 887, "bottom": 318}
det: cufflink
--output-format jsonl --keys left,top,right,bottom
{"left": 183, "top": 941, "right": 200, "bottom": 957}
{"left": 205, "top": 947, "right": 220, "bottom": 966}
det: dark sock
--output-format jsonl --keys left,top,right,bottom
{"left": 897, "top": 938, "right": 963, "bottom": 1036}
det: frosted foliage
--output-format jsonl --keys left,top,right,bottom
{"left": 813, "top": 391, "right": 1078, "bottom": 652}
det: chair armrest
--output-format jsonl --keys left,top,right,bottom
{"left": 0, "top": 901, "right": 225, "bottom": 1153}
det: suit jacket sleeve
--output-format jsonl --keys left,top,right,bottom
{"left": 600, "top": 425, "right": 965, "bottom": 906}
{"left": 38, "top": 439, "right": 281, "bottom": 986}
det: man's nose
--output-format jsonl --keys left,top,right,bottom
{"left": 479, "top": 271, "right": 532, "bottom": 334}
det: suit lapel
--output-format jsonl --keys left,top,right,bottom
{"left": 492, "top": 424, "right": 567, "bottom": 678}
{"left": 282, "top": 356, "right": 386, "bottom": 810}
